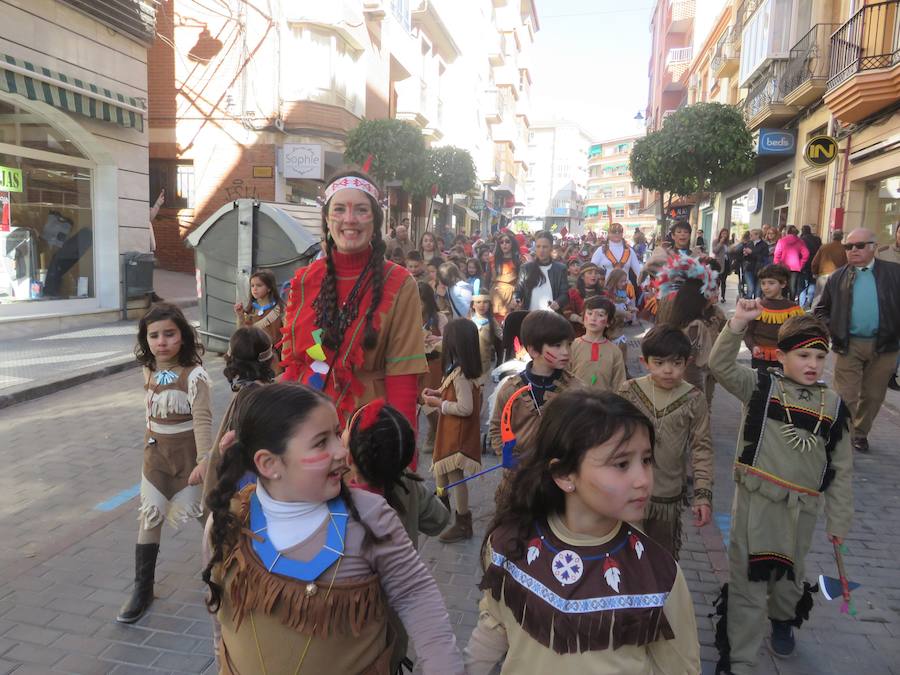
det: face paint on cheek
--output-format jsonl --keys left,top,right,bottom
{"left": 544, "top": 352, "right": 558, "bottom": 366}
{"left": 299, "top": 451, "right": 332, "bottom": 468}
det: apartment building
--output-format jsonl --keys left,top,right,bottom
{"left": 148, "top": 0, "right": 538, "bottom": 271}
{"left": 524, "top": 120, "right": 591, "bottom": 233}
{"left": 0, "top": 0, "right": 154, "bottom": 329}
{"left": 584, "top": 134, "right": 654, "bottom": 238}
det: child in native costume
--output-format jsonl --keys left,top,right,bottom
{"left": 422, "top": 319, "right": 483, "bottom": 543}
{"left": 744, "top": 264, "right": 804, "bottom": 371}
{"left": 654, "top": 256, "right": 720, "bottom": 396}
{"left": 709, "top": 307, "right": 852, "bottom": 674}
{"left": 233, "top": 269, "right": 284, "bottom": 374}
{"left": 465, "top": 389, "right": 700, "bottom": 674}
{"left": 567, "top": 262, "right": 606, "bottom": 336}
{"left": 202, "top": 326, "right": 276, "bottom": 515}
{"left": 569, "top": 296, "right": 626, "bottom": 392}
{"left": 418, "top": 281, "right": 447, "bottom": 455}
{"left": 489, "top": 311, "right": 582, "bottom": 507}
{"left": 345, "top": 399, "right": 451, "bottom": 674}
{"left": 120, "top": 303, "right": 212, "bottom": 624}
{"left": 203, "top": 384, "right": 464, "bottom": 675}
{"left": 471, "top": 282, "right": 501, "bottom": 389}
{"left": 618, "top": 326, "right": 713, "bottom": 559}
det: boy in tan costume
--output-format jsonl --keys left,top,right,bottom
{"left": 709, "top": 303, "right": 853, "bottom": 675}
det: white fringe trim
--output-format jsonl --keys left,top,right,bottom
{"left": 138, "top": 475, "right": 202, "bottom": 530}
{"left": 187, "top": 367, "right": 212, "bottom": 407}
{"left": 432, "top": 453, "right": 482, "bottom": 479}
{"left": 149, "top": 389, "right": 191, "bottom": 417}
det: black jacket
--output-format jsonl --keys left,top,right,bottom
{"left": 515, "top": 260, "right": 570, "bottom": 310}
{"left": 801, "top": 234, "right": 822, "bottom": 272}
{"left": 814, "top": 260, "right": 900, "bottom": 355}
{"left": 742, "top": 239, "right": 768, "bottom": 273}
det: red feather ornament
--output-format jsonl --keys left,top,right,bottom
{"left": 358, "top": 398, "right": 387, "bottom": 431}
{"left": 362, "top": 154, "right": 374, "bottom": 173}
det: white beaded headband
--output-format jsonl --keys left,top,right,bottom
{"left": 323, "top": 176, "right": 380, "bottom": 203}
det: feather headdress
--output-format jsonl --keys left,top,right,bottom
{"left": 655, "top": 255, "right": 718, "bottom": 300}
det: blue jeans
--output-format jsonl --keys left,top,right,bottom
{"left": 798, "top": 272, "right": 814, "bottom": 308}
{"left": 743, "top": 269, "right": 759, "bottom": 299}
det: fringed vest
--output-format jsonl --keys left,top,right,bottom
{"left": 480, "top": 520, "right": 676, "bottom": 655}
{"left": 215, "top": 487, "right": 392, "bottom": 675}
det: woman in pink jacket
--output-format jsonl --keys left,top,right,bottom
{"left": 773, "top": 225, "right": 809, "bottom": 301}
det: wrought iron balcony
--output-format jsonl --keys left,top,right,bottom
{"left": 827, "top": 0, "right": 900, "bottom": 90}
{"left": 737, "top": 0, "right": 764, "bottom": 25}
{"left": 742, "top": 59, "right": 799, "bottom": 129}
{"left": 781, "top": 23, "right": 839, "bottom": 107}
{"left": 711, "top": 27, "right": 740, "bottom": 77}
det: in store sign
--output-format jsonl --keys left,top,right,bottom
{"left": 0, "top": 166, "right": 23, "bottom": 192}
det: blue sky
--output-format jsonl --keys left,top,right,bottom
{"left": 530, "top": 1, "right": 655, "bottom": 141}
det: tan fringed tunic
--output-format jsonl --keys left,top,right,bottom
{"left": 141, "top": 360, "right": 212, "bottom": 529}
{"left": 465, "top": 514, "right": 700, "bottom": 674}
{"left": 569, "top": 336, "right": 626, "bottom": 391}
{"left": 205, "top": 486, "right": 464, "bottom": 675}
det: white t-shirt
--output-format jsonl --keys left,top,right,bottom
{"left": 529, "top": 263, "right": 554, "bottom": 311}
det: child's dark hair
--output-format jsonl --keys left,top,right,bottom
{"left": 438, "top": 261, "right": 463, "bottom": 287}
{"left": 484, "top": 390, "right": 655, "bottom": 562}
{"left": 520, "top": 310, "right": 574, "bottom": 353}
{"left": 135, "top": 302, "right": 204, "bottom": 369}
{"left": 202, "top": 383, "right": 381, "bottom": 612}
{"left": 442, "top": 318, "right": 482, "bottom": 380}
{"left": 223, "top": 327, "right": 274, "bottom": 390}
{"left": 758, "top": 263, "right": 790, "bottom": 288}
{"left": 778, "top": 314, "right": 829, "bottom": 345}
{"left": 465, "top": 257, "right": 482, "bottom": 278}
{"left": 246, "top": 269, "right": 284, "bottom": 311}
{"left": 583, "top": 296, "right": 616, "bottom": 334}
{"left": 641, "top": 324, "right": 692, "bottom": 361}
{"left": 662, "top": 278, "right": 708, "bottom": 329}
{"left": 348, "top": 402, "right": 419, "bottom": 516}
{"left": 418, "top": 281, "right": 440, "bottom": 329}
{"left": 406, "top": 249, "right": 423, "bottom": 263}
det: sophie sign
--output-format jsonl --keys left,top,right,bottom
{"left": 283, "top": 144, "right": 323, "bottom": 180}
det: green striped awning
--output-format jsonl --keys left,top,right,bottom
{"left": 1, "top": 54, "right": 145, "bottom": 131}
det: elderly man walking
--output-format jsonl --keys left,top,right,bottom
{"left": 815, "top": 228, "right": 900, "bottom": 452}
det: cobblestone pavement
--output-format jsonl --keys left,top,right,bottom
{"left": 0, "top": 327, "right": 899, "bottom": 674}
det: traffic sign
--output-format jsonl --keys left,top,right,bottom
{"left": 804, "top": 135, "right": 838, "bottom": 167}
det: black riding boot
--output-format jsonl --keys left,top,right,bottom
{"left": 116, "top": 543, "right": 159, "bottom": 623}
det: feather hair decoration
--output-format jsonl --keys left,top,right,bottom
{"left": 362, "top": 154, "right": 374, "bottom": 174}
{"left": 358, "top": 398, "right": 387, "bottom": 432}
{"left": 655, "top": 255, "right": 718, "bottom": 300}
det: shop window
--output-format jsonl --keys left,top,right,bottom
{"left": 0, "top": 153, "right": 93, "bottom": 303}
{"left": 149, "top": 160, "right": 195, "bottom": 209}
{"left": 863, "top": 176, "right": 900, "bottom": 246}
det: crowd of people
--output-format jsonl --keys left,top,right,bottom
{"left": 122, "top": 169, "right": 899, "bottom": 675}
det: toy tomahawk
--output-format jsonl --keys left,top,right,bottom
{"left": 435, "top": 384, "right": 530, "bottom": 497}
{"left": 818, "top": 541, "right": 860, "bottom": 616}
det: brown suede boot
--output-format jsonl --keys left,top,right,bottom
{"left": 439, "top": 511, "right": 473, "bottom": 543}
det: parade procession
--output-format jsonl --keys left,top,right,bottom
{"left": 2, "top": 1, "right": 900, "bottom": 674}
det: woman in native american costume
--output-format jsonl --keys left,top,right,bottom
{"left": 280, "top": 170, "right": 427, "bottom": 466}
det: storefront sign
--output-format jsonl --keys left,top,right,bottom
{"left": 283, "top": 144, "right": 323, "bottom": 179}
{"left": 757, "top": 129, "right": 796, "bottom": 155}
{"left": 0, "top": 166, "right": 23, "bottom": 192}
{"left": 667, "top": 205, "right": 693, "bottom": 220}
{"left": 804, "top": 135, "right": 838, "bottom": 167}
{"left": 747, "top": 187, "right": 762, "bottom": 214}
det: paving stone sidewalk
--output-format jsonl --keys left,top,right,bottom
{"left": 0, "top": 312, "right": 898, "bottom": 673}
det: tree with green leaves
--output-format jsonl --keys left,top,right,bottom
{"left": 630, "top": 102, "right": 755, "bottom": 234}
{"left": 428, "top": 146, "right": 477, "bottom": 236}
{"left": 344, "top": 118, "right": 428, "bottom": 200}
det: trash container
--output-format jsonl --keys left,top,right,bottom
{"left": 122, "top": 251, "right": 155, "bottom": 298}
{"left": 186, "top": 199, "right": 321, "bottom": 353}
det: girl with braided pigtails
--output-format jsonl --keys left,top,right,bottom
{"left": 202, "top": 383, "right": 464, "bottom": 674}
{"left": 280, "top": 170, "right": 428, "bottom": 469}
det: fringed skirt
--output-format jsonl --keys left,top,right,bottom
{"left": 140, "top": 429, "right": 201, "bottom": 529}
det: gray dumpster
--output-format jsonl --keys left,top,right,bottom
{"left": 186, "top": 199, "right": 321, "bottom": 353}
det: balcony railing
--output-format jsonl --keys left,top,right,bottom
{"left": 667, "top": 46, "right": 693, "bottom": 64}
{"left": 781, "top": 23, "right": 839, "bottom": 98}
{"left": 743, "top": 58, "right": 790, "bottom": 120}
{"left": 828, "top": 0, "right": 900, "bottom": 90}
{"left": 737, "top": 0, "right": 764, "bottom": 25}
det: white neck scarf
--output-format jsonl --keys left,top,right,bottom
{"left": 255, "top": 481, "right": 330, "bottom": 552}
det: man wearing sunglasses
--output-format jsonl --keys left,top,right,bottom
{"left": 815, "top": 228, "right": 900, "bottom": 453}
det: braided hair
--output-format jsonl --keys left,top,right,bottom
{"left": 348, "top": 402, "right": 419, "bottom": 515}
{"left": 201, "top": 383, "right": 380, "bottom": 613}
{"left": 314, "top": 169, "right": 386, "bottom": 352}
